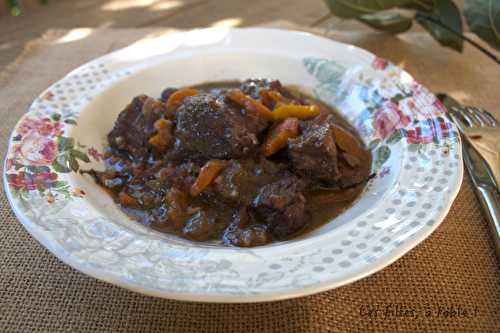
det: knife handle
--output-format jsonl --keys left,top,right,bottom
{"left": 475, "top": 186, "right": 500, "bottom": 259}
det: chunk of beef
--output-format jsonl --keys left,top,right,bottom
{"left": 108, "top": 95, "right": 168, "bottom": 161}
{"left": 240, "top": 79, "right": 281, "bottom": 99}
{"left": 253, "top": 174, "right": 308, "bottom": 239}
{"left": 288, "top": 114, "right": 340, "bottom": 183}
{"left": 212, "top": 159, "right": 284, "bottom": 206}
{"left": 157, "top": 162, "right": 200, "bottom": 193}
{"left": 241, "top": 79, "right": 308, "bottom": 105}
{"left": 224, "top": 224, "right": 270, "bottom": 247}
{"left": 172, "top": 94, "right": 267, "bottom": 161}
{"left": 336, "top": 159, "right": 369, "bottom": 188}
{"left": 223, "top": 207, "right": 271, "bottom": 247}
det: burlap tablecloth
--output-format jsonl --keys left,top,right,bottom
{"left": 1, "top": 22, "right": 499, "bottom": 332}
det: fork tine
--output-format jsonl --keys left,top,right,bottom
{"left": 451, "top": 107, "right": 473, "bottom": 128}
{"left": 464, "top": 107, "right": 485, "bottom": 126}
{"left": 474, "top": 107, "right": 498, "bottom": 127}
{"left": 460, "top": 107, "right": 477, "bottom": 127}
{"left": 448, "top": 108, "right": 468, "bottom": 133}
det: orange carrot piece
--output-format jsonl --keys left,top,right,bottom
{"left": 262, "top": 118, "right": 300, "bottom": 157}
{"left": 259, "top": 89, "right": 291, "bottom": 108}
{"left": 266, "top": 90, "right": 290, "bottom": 104}
{"left": 272, "top": 104, "right": 320, "bottom": 120}
{"left": 226, "top": 89, "right": 275, "bottom": 121}
{"left": 166, "top": 88, "right": 198, "bottom": 110}
{"left": 148, "top": 119, "right": 173, "bottom": 149}
{"left": 190, "top": 160, "right": 227, "bottom": 196}
{"left": 154, "top": 118, "right": 170, "bottom": 130}
{"left": 166, "top": 188, "right": 188, "bottom": 228}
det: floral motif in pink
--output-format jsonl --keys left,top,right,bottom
{"left": 373, "top": 101, "right": 411, "bottom": 139}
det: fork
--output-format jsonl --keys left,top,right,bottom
{"left": 439, "top": 94, "right": 500, "bottom": 258}
{"left": 447, "top": 105, "right": 500, "bottom": 191}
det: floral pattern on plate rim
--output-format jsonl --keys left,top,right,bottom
{"left": 5, "top": 94, "right": 102, "bottom": 202}
{"left": 304, "top": 56, "right": 458, "bottom": 174}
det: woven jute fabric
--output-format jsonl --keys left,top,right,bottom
{"left": 1, "top": 23, "right": 499, "bottom": 332}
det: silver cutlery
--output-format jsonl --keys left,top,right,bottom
{"left": 439, "top": 94, "right": 500, "bottom": 259}
{"left": 442, "top": 101, "right": 500, "bottom": 191}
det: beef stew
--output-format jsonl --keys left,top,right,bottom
{"left": 85, "top": 79, "right": 372, "bottom": 247}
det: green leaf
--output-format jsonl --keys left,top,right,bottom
{"left": 386, "top": 129, "right": 403, "bottom": 144}
{"left": 68, "top": 155, "right": 79, "bottom": 172}
{"left": 51, "top": 159, "right": 71, "bottom": 173}
{"left": 416, "top": 0, "right": 464, "bottom": 51}
{"left": 53, "top": 181, "right": 68, "bottom": 188}
{"left": 358, "top": 13, "right": 413, "bottom": 33}
{"left": 368, "top": 138, "right": 381, "bottom": 150}
{"left": 375, "top": 145, "right": 391, "bottom": 167}
{"left": 51, "top": 113, "right": 61, "bottom": 121}
{"left": 402, "top": 1, "right": 434, "bottom": 12}
{"left": 64, "top": 119, "right": 77, "bottom": 125}
{"left": 390, "top": 93, "right": 406, "bottom": 104}
{"left": 323, "top": 0, "right": 415, "bottom": 18}
{"left": 57, "top": 136, "right": 75, "bottom": 152}
{"left": 25, "top": 166, "right": 51, "bottom": 173}
{"left": 71, "top": 149, "right": 90, "bottom": 163}
{"left": 464, "top": 0, "right": 500, "bottom": 51}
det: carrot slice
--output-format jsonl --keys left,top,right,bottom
{"left": 261, "top": 118, "right": 300, "bottom": 157}
{"left": 148, "top": 119, "right": 173, "bottom": 149}
{"left": 226, "top": 89, "right": 275, "bottom": 121}
{"left": 166, "top": 88, "right": 198, "bottom": 110}
{"left": 272, "top": 104, "right": 320, "bottom": 120}
{"left": 259, "top": 89, "right": 291, "bottom": 108}
{"left": 166, "top": 188, "right": 188, "bottom": 228}
{"left": 333, "top": 124, "right": 363, "bottom": 155}
{"left": 266, "top": 90, "right": 291, "bottom": 104}
{"left": 190, "top": 160, "right": 228, "bottom": 196}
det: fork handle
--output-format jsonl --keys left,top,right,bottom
{"left": 475, "top": 186, "right": 500, "bottom": 259}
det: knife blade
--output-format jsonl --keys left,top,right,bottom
{"left": 439, "top": 94, "right": 500, "bottom": 259}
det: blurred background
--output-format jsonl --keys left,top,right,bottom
{"left": 0, "top": 0, "right": 470, "bottom": 71}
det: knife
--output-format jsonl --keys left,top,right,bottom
{"left": 440, "top": 94, "right": 500, "bottom": 259}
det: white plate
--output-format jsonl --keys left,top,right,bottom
{"left": 4, "top": 28, "right": 463, "bottom": 302}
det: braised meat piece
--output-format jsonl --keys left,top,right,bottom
{"left": 172, "top": 94, "right": 267, "bottom": 161}
{"left": 253, "top": 173, "right": 308, "bottom": 239}
{"left": 161, "top": 162, "right": 200, "bottom": 193}
{"left": 288, "top": 115, "right": 340, "bottom": 183}
{"left": 223, "top": 207, "right": 271, "bottom": 247}
{"left": 240, "top": 79, "right": 280, "bottom": 99}
{"left": 212, "top": 159, "right": 283, "bottom": 206}
{"left": 108, "top": 95, "right": 168, "bottom": 161}
{"left": 224, "top": 223, "right": 270, "bottom": 247}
